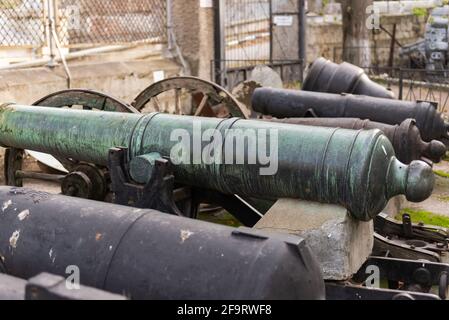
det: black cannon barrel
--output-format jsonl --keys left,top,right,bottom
{"left": 252, "top": 87, "right": 449, "bottom": 144}
{"left": 0, "top": 187, "right": 325, "bottom": 300}
{"left": 303, "top": 57, "right": 395, "bottom": 99}
{"left": 265, "top": 118, "right": 447, "bottom": 164}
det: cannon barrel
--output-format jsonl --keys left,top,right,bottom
{"left": 0, "top": 186, "right": 325, "bottom": 300}
{"left": 252, "top": 87, "right": 449, "bottom": 144}
{"left": 265, "top": 118, "right": 447, "bottom": 164}
{"left": 303, "top": 57, "right": 395, "bottom": 99}
{"left": 0, "top": 104, "right": 435, "bottom": 221}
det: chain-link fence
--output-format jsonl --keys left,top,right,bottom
{"left": 0, "top": 0, "right": 167, "bottom": 52}
{"left": 0, "top": 0, "right": 46, "bottom": 47}
{"left": 56, "top": 0, "right": 167, "bottom": 47}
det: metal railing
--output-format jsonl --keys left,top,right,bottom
{"left": 331, "top": 45, "right": 405, "bottom": 67}
{"left": 212, "top": 60, "right": 449, "bottom": 113}
{"left": 365, "top": 66, "right": 449, "bottom": 114}
{"left": 211, "top": 59, "right": 303, "bottom": 89}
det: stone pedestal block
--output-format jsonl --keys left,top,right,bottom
{"left": 255, "top": 199, "right": 374, "bottom": 280}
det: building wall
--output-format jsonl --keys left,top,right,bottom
{"left": 0, "top": 48, "right": 181, "bottom": 105}
{"left": 170, "top": 1, "right": 429, "bottom": 77}
{"left": 307, "top": 13, "right": 428, "bottom": 66}
{"left": 171, "top": 0, "right": 215, "bottom": 79}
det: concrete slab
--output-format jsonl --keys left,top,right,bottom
{"left": 254, "top": 198, "right": 374, "bottom": 281}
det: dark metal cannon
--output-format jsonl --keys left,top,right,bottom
{"left": 0, "top": 104, "right": 434, "bottom": 221}
{"left": 0, "top": 186, "right": 325, "bottom": 300}
{"left": 303, "top": 57, "right": 395, "bottom": 99}
{"left": 265, "top": 118, "right": 447, "bottom": 164}
{"left": 252, "top": 87, "right": 449, "bottom": 144}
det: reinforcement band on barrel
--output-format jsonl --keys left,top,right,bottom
{"left": 101, "top": 210, "right": 152, "bottom": 289}
{"left": 317, "top": 127, "right": 341, "bottom": 202}
{"left": 128, "top": 112, "right": 160, "bottom": 161}
{"left": 211, "top": 117, "right": 242, "bottom": 193}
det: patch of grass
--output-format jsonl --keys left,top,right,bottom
{"left": 434, "top": 170, "right": 449, "bottom": 179}
{"left": 198, "top": 210, "right": 242, "bottom": 228}
{"left": 396, "top": 208, "right": 449, "bottom": 228}
{"left": 412, "top": 7, "right": 428, "bottom": 18}
{"left": 318, "top": 0, "right": 329, "bottom": 16}
{"left": 284, "top": 81, "right": 302, "bottom": 90}
{"left": 438, "top": 195, "right": 449, "bottom": 203}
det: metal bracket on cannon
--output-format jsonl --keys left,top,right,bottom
{"left": 107, "top": 147, "right": 184, "bottom": 216}
{"left": 327, "top": 256, "right": 449, "bottom": 300}
{"left": 374, "top": 213, "right": 449, "bottom": 263}
{"left": 107, "top": 147, "right": 263, "bottom": 226}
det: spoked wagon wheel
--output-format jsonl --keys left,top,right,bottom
{"left": 4, "top": 89, "right": 138, "bottom": 201}
{"left": 131, "top": 76, "right": 250, "bottom": 119}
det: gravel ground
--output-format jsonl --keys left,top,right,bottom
{"left": 405, "top": 160, "right": 449, "bottom": 217}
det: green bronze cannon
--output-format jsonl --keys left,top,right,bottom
{"left": 0, "top": 103, "right": 435, "bottom": 221}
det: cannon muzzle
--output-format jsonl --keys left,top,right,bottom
{"left": 303, "top": 57, "right": 395, "bottom": 99}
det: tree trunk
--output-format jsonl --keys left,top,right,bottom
{"left": 340, "top": 0, "right": 373, "bottom": 67}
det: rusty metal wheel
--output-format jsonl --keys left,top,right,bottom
{"left": 4, "top": 89, "right": 136, "bottom": 201}
{"left": 33, "top": 89, "right": 139, "bottom": 113}
{"left": 131, "top": 76, "right": 250, "bottom": 118}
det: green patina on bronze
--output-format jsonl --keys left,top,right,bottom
{"left": 0, "top": 104, "right": 436, "bottom": 221}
